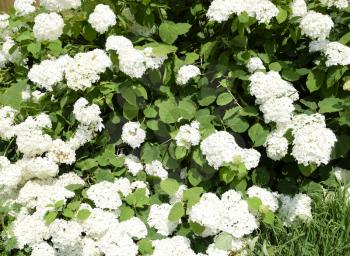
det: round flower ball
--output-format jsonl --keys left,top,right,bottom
{"left": 33, "top": 12, "right": 64, "bottom": 41}
{"left": 88, "top": 4, "right": 116, "bottom": 34}
{"left": 176, "top": 65, "right": 201, "bottom": 85}
{"left": 121, "top": 122, "right": 146, "bottom": 149}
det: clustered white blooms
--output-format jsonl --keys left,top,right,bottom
{"left": 40, "top": 0, "right": 81, "bottom": 12}
{"left": 14, "top": 0, "right": 36, "bottom": 16}
{"left": 290, "top": 0, "right": 308, "bottom": 17}
{"left": 65, "top": 49, "right": 112, "bottom": 90}
{"left": 310, "top": 41, "right": 350, "bottom": 67}
{"left": 264, "top": 113, "right": 337, "bottom": 166}
{"left": 88, "top": 4, "right": 116, "bottom": 34}
{"left": 106, "top": 35, "right": 167, "bottom": 78}
{"left": 278, "top": 193, "right": 312, "bottom": 226}
{"left": 121, "top": 122, "right": 146, "bottom": 149}
{"left": 334, "top": 167, "right": 350, "bottom": 185}
{"left": 248, "top": 69, "right": 299, "bottom": 124}
{"left": 299, "top": 11, "right": 334, "bottom": 40}
{"left": 0, "top": 14, "right": 9, "bottom": 30}
{"left": 200, "top": 131, "right": 260, "bottom": 170}
{"left": 147, "top": 203, "right": 181, "bottom": 236}
{"left": 319, "top": 0, "right": 349, "bottom": 9}
{"left": 72, "top": 97, "right": 104, "bottom": 131}
{"left": 175, "top": 121, "right": 201, "bottom": 149}
{"left": 33, "top": 12, "right": 64, "bottom": 41}
{"left": 27, "top": 55, "right": 70, "bottom": 91}
{"left": 246, "top": 57, "right": 265, "bottom": 73}
{"left": 176, "top": 65, "right": 201, "bottom": 85}
{"left": 247, "top": 186, "right": 279, "bottom": 212}
{"left": 188, "top": 190, "right": 258, "bottom": 238}
{"left": 207, "top": 0, "right": 279, "bottom": 24}
{"left": 0, "top": 37, "right": 23, "bottom": 66}
{"left": 124, "top": 154, "right": 144, "bottom": 176}
{"left": 152, "top": 236, "right": 197, "bottom": 256}
{"left": 145, "top": 160, "right": 168, "bottom": 180}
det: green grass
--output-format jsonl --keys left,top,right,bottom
{"left": 252, "top": 189, "right": 350, "bottom": 256}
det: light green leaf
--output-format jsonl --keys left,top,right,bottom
{"left": 160, "top": 178, "right": 180, "bottom": 195}
{"left": 168, "top": 202, "right": 185, "bottom": 221}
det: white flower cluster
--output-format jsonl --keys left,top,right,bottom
{"left": 152, "top": 236, "right": 197, "bottom": 256}
{"left": 14, "top": 0, "right": 36, "bottom": 16}
{"left": 145, "top": 160, "right": 168, "bottom": 180}
{"left": 188, "top": 190, "right": 258, "bottom": 238}
{"left": 0, "top": 37, "right": 23, "bottom": 67}
{"left": 246, "top": 57, "right": 265, "bottom": 73}
{"left": 33, "top": 12, "right": 64, "bottom": 41}
{"left": 106, "top": 35, "right": 167, "bottom": 78}
{"left": 249, "top": 70, "right": 299, "bottom": 124}
{"left": 175, "top": 121, "right": 201, "bottom": 149}
{"left": 265, "top": 113, "right": 337, "bottom": 165}
{"left": 207, "top": 0, "right": 279, "bottom": 24}
{"left": 88, "top": 4, "right": 116, "bottom": 34}
{"left": 319, "top": 0, "right": 349, "bottom": 9}
{"left": 28, "top": 55, "right": 70, "bottom": 91}
{"left": 73, "top": 97, "right": 104, "bottom": 131}
{"left": 200, "top": 131, "right": 260, "bottom": 170}
{"left": 40, "top": 0, "right": 81, "bottom": 12}
{"left": 0, "top": 14, "right": 9, "bottom": 30}
{"left": 278, "top": 193, "right": 312, "bottom": 226}
{"left": 334, "top": 167, "right": 350, "bottom": 185}
{"left": 290, "top": 0, "right": 308, "bottom": 17}
{"left": 310, "top": 41, "right": 350, "bottom": 67}
{"left": 121, "top": 122, "right": 146, "bottom": 149}
{"left": 299, "top": 11, "right": 334, "bottom": 40}
{"left": 247, "top": 186, "right": 279, "bottom": 212}
{"left": 148, "top": 203, "right": 181, "bottom": 236}
{"left": 123, "top": 154, "right": 144, "bottom": 176}
{"left": 176, "top": 65, "right": 201, "bottom": 85}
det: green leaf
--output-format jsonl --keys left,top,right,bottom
{"left": 67, "top": 201, "right": 81, "bottom": 211}
{"left": 47, "top": 40, "right": 62, "bottom": 55}
{"left": 125, "top": 188, "right": 150, "bottom": 208}
{"left": 119, "top": 205, "right": 135, "bottom": 221}
{"left": 175, "top": 146, "right": 187, "bottom": 160}
{"left": 144, "top": 106, "right": 158, "bottom": 118}
{"left": 76, "top": 209, "right": 91, "bottom": 220}
{"left": 62, "top": 208, "right": 74, "bottom": 218}
{"left": 263, "top": 210, "right": 275, "bottom": 225}
{"left": 76, "top": 158, "right": 98, "bottom": 171}
{"left": 54, "top": 200, "right": 65, "bottom": 209}
{"left": 183, "top": 187, "right": 203, "bottom": 208}
{"left": 318, "top": 97, "right": 344, "bottom": 113}
{"left": 252, "top": 167, "right": 270, "bottom": 186}
{"left": 0, "top": 80, "right": 28, "bottom": 110}
{"left": 160, "top": 178, "right": 180, "bottom": 195}
{"left": 189, "top": 221, "right": 205, "bottom": 235}
{"left": 326, "top": 66, "right": 348, "bottom": 88}
{"left": 276, "top": 8, "right": 288, "bottom": 23}
{"left": 120, "top": 86, "right": 137, "bottom": 106}
{"left": 27, "top": 42, "right": 41, "bottom": 58}
{"left": 188, "top": 168, "right": 203, "bottom": 186}
{"left": 248, "top": 123, "right": 269, "bottom": 147}
{"left": 215, "top": 233, "right": 233, "bottom": 251}
{"left": 159, "top": 21, "right": 191, "bottom": 44}
{"left": 65, "top": 184, "right": 83, "bottom": 191}
{"left": 269, "top": 62, "right": 282, "bottom": 72}
{"left": 219, "top": 166, "right": 235, "bottom": 184}
{"left": 247, "top": 197, "right": 262, "bottom": 212}
{"left": 138, "top": 239, "right": 154, "bottom": 255}
{"left": 238, "top": 12, "right": 249, "bottom": 23}
{"left": 44, "top": 211, "right": 58, "bottom": 224}
{"left": 298, "top": 164, "right": 318, "bottom": 177}
{"left": 216, "top": 92, "right": 233, "bottom": 106}
{"left": 226, "top": 116, "right": 249, "bottom": 133}
{"left": 143, "top": 42, "right": 178, "bottom": 57}
{"left": 306, "top": 69, "right": 325, "bottom": 93}
{"left": 158, "top": 99, "right": 180, "bottom": 124}
{"left": 199, "top": 87, "right": 217, "bottom": 106}
{"left": 339, "top": 32, "right": 350, "bottom": 45}
{"left": 168, "top": 202, "right": 185, "bottom": 221}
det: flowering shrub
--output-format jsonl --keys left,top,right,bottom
{"left": 0, "top": 0, "right": 350, "bottom": 255}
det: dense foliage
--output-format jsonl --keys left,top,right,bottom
{"left": 0, "top": 0, "right": 350, "bottom": 255}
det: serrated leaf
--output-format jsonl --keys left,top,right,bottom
{"left": 160, "top": 178, "right": 180, "bottom": 195}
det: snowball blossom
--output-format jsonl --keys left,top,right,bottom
{"left": 33, "top": 13, "right": 64, "bottom": 41}
{"left": 247, "top": 186, "right": 279, "bottom": 212}
{"left": 147, "top": 203, "right": 180, "bottom": 236}
{"left": 188, "top": 190, "right": 258, "bottom": 238}
{"left": 200, "top": 131, "right": 260, "bottom": 170}
{"left": 246, "top": 57, "right": 265, "bottom": 73}
{"left": 299, "top": 11, "right": 334, "bottom": 40}
{"left": 290, "top": 0, "right": 308, "bottom": 18}
{"left": 319, "top": 0, "right": 349, "bottom": 9}
{"left": 175, "top": 121, "right": 201, "bottom": 149}
{"left": 206, "top": 0, "right": 279, "bottom": 24}
{"left": 121, "top": 122, "right": 146, "bottom": 149}
{"left": 323, "top": 42, "right": 350, "bottom": 67}
{"left": 40, "top": 0, "right": 81, "bottom": 11}
{"left": 88, "top": 4, "right": 116, "bottom": 34}
{"left": 176, "top": 65, "right": 201, "bottom": 85}
{"left": 278, "top": 193, "right": 312, "bottom": 226}
{"left": 106, "top": 35, "right": 133, "bottom": 53}
{"left": 14, "top": 0, "right": 36, "bottom": 16}
{"left": 145, "top": 160, "right": 168, "bottom": 180}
